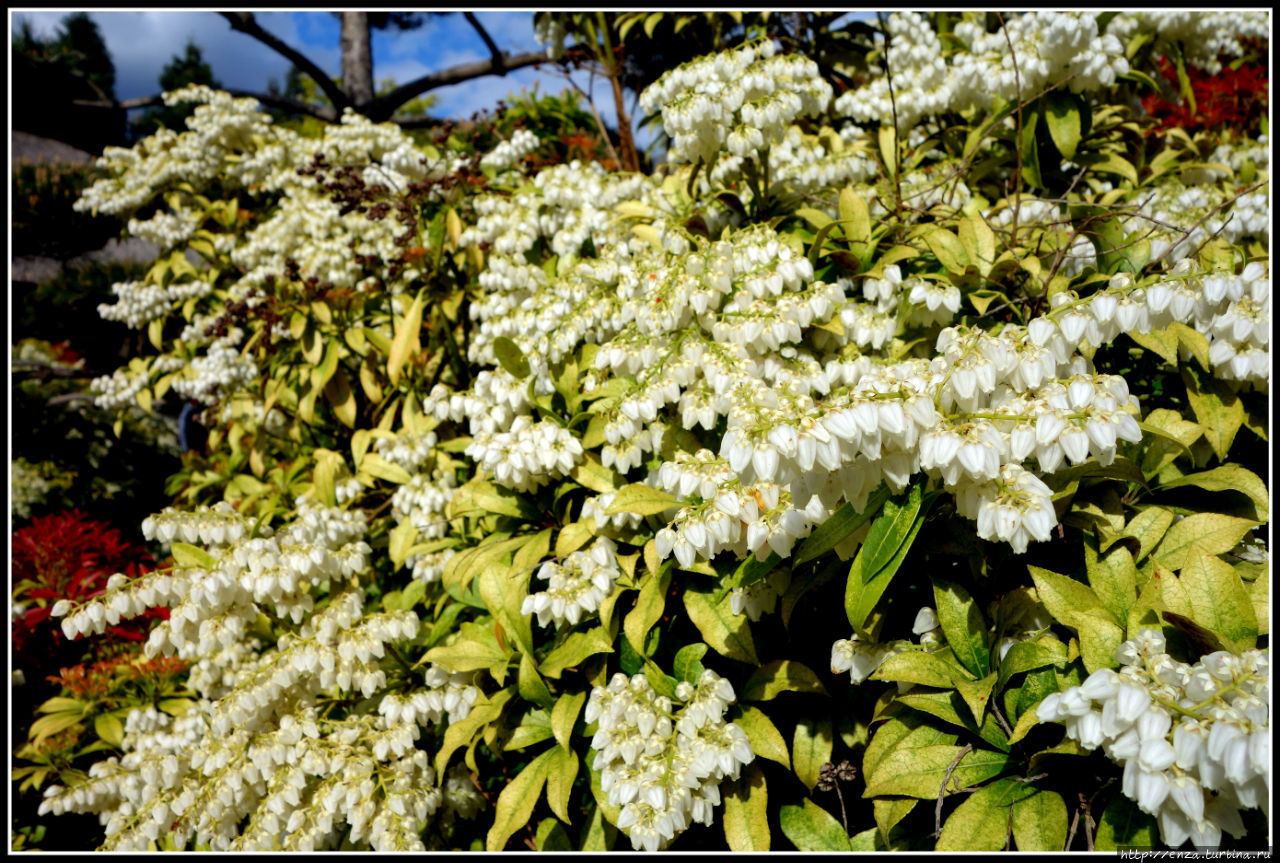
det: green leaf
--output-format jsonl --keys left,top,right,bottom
{"left": 996, "top": 640, "right": 1067, "bottom": 692}
{"left": 874, "top": 797, "right": 917, "bottom": 845}
{"left": 578, "top": 803, "right": 615, "bottom": 851}
{"left": 779, "top": 800, "right": 851, "bottom": 852}
{"left": 536, "top": 817, "right": 572, "bottom": 850}
{"left": 1122, "top": 507, "right": 1175, "bottom": 563}
{"left": 518, "top": 654, "right": 553, "bottom": 708}
{"left": 684, "top": 587, "right": 758, "bottom": 663}
{"left": 954, "top": 672, "right": 999, "bottom": 727}
{"left": 93, "top": 713, "right": 124, "bottom": 747}
{"left": 545, "top": 746, "right": 579, "bottom": 823}
{"left": 604, "top": 483, "right": 680, "bottom": 516}
{"left": 486, "top": 746, "right": 554, "bottom": 850}
{"left": 569, "top": 455, "right": 618, "bottom": 494}
{"left": 932, "top": 579, "right": 990, "bottom": 677}
{"left": 170, "top": 542, "right": 217, "bottom": 569}
{"left": 624, "top": 566, "right": 671, "bottom": 657}
{"left": 742, "top": 660, "right": 828, "bottom": 701}
{"left": 937, "top": 778, "right": 1036, "bottom": 851}
{"left": 794, "top": 487, "right": 888, "bottom": 566}
{"left": 792, "top": 716, "right": 834, "bottom": 792}
{"left": 958, "top": 211, "right": 997, "bottom": 277}
{"left": 1094, "top": 795, "right": 1158, "bottom": 850}
{"left": 733, "top": 705, "right": 789, "bottom": 768}
{"left": 897, "top": 691, "right": 1010, "bottom": 752}
{"left": 838, "top": 185, "right": 872, "bottom": 245}
{"left": 388, "top": 519, "right": 417, "bottom": 570}
{"left": 1011, "top": 789, "right": 1068, "bottom": 852}
{"left": 723, "top": 765, "right": 771, "bottom": 851}
{"left": 1019, "top": 105, "right": 1043, "bottom": 188}
{"left": 672, "top": 642, "right": 708, "bottom": 684}
{"left": 540, "top": 627, "right": 614, "bottom": 678}
{"left": 869, "top": 650, "right": 960, "bottom": 689}
{"left": 555, "top": 521, "right": 595, "bottom": 558}
{"left": 1044, "top": 90, "right": 1081, "bottom": 160}
{"left": 424, "top": 622, "right": 512, "bottom": 676}
{"left": 1028, "top": 566, "right": 1114, "bottom": 627}
{"left": 360, "top": 453, "right": 414, "bottom": 486}
{"left": 1127, "top": 328, "right": 1179, "bottom": 366}
{"left": 387, "top": 289, "right": 425, "bottom": 386}
{"left": 1074, "top": 609, "right": 1126, "bottom": 674}
{"left": 922, "top": 226, "right": 969, "bottom": 273}
{"left": 862, "top": 719, "right": 1009, "bottom": 799}
{"left": 493, "top": 336, "right": 532, "bottom": 380}
{"left": 1085, "top": 540, "right": 1138, "bottom": 625}
{"left": 1182, "top": 366, "right": 1244, "bottom": 461}
{"left": 1177, "top": 551, "right": 1257, "bottom": 651}
{"left": 846, "top": 485, "right": 929, "bottom": 632}
{"left": 1154, "top": 513, "right": 1257, "bottom": 571}
{"left": 1158, "top": 465, "right": 1269, "bottom": 522}
{"left": 505, "top": 711, "right": 554, "bottom": 751}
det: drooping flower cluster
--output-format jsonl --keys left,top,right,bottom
{"left": 1037, "top": 630, "right": 1269, "bottom": 849}
{"left": 639, "top": 40, "right": 832, "bottom": 166}
{"left": 587, "top": 670, "right": 754, "bottom": 851}
{"left": 521, "top": 537, "right": 622, "bottom": 628}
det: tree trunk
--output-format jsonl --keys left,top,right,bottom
{"left": 339, "top": 12, "right": 374, "bottom": 107}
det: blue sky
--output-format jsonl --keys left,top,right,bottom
{"left": 10, "top": 11, "right": 873, "bottom": 149}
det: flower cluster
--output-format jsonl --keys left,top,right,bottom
{"left": 522, "top": 537, "right": 622, "bottom": 628}
{"left": 479, "top": 128, "right": 540, "bottom": 173}
{"left": 587, "top": 670, "right": 753, "bottom": 851}
{"left": 639, "top": 40, "right": 832, "bottom": 166}
{"left": 1037, "top": 630, "right": 1269, "bottom": 849}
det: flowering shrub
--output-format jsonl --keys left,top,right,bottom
{"left": 22, "top": 10, "right": 1270, "bottom": 853}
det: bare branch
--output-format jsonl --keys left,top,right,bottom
{"left": 218, "top": 11, "right": 350, "bottom": 113}
{"left": 364, "top": 50, "right": 549, "bottom": 121}
{"left": 74, "top": 91, "right": 339, "bottom": 123}
{"left": 464, "top": 12, "right": 504, "bottom": 70}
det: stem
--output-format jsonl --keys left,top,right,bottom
{"left": 998, "top": 13, "right": 1024, "bottom": 254}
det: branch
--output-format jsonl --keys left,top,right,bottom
{"left": 217, "top": 11, "right": 350, "bottom": 113}
{"left": 74, "top": 91, "right": 339, "bottom": 123}
{"left": 464, "top": 12, "right": 504, "bottom": 70}
{"left": 364, "top": 50, "right": 549, "bottom": 121}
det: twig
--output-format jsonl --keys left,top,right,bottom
{"left": 998, "top": 13, "right": 1024, "bottom": 253}
{"left": 876, "top": 12, "right": 904, "bottom": 222}
{"left": 218, "top": 11, "right": 351, "bottom": 113}
{"left": 990, "top": 701, "right": 1015, "bottom": 738}
{"left": 554, "top": 65, "right": 622, "bottom": 170}
{"left": 463, "top": 12, "right": 505, "bottom": 71}
{"left": 933, "top": 742, "right": 974, "bottom": 836}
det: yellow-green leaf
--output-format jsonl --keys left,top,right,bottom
{"left": 723, "top": 764, "right": 770, "bottom": 850}
{"left": 1012, "top": 789, "right": 1069, "bottom": 851}
{"left": 1159, "top": 466, "right": 1269, "bottom": 522}
{"left": 1154, "top": 513, "right": 1257, "bottom": 571}
{"left": 387, "top": 290, "right": 425, "bottom": 386}
{"left": 684, "top": 588, "right": 758, "bottom": 663}
{"left": 551, "top": 691, "right": 586, "bottom": 752}
{"left": 545, "top": 746, "right": 578, "bottom": 824}
{"left": 93, "top": 713, "right": 125, "bottom": 747}
{"left": 1044, "top": 90, "right": 1081, "bottom": 160}
{"left": 486, "top": 747, "right": 554, "bottom": 850}
{"left": 624, "top": 566, "right": 670, "bottom": 656}
{"left": 937, "top": 778, "right": 1036, "bottom": 851}
{"left": 1178, "top": 551, "right": 1257, "bottom": 651}
{"left": 604, "top": 483, "right": 680, "bottom": 517}
{"left": 733, "top": 705, "right": 789, "bottom": 768}
{"left": 742, "top": 660, "right": 828, "bottom": 701}
{"left": 779, "top": 800, "right": 851, "bottom": 852}
{"left": 792, "top": 717, "right": 834, "bottom": 792}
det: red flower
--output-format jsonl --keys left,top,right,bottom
{"left": 1143, "top": 55, "right": 1268, "bottom": 137}
{"left": 12, "top": 510, "right": 157, "bottom": 651}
